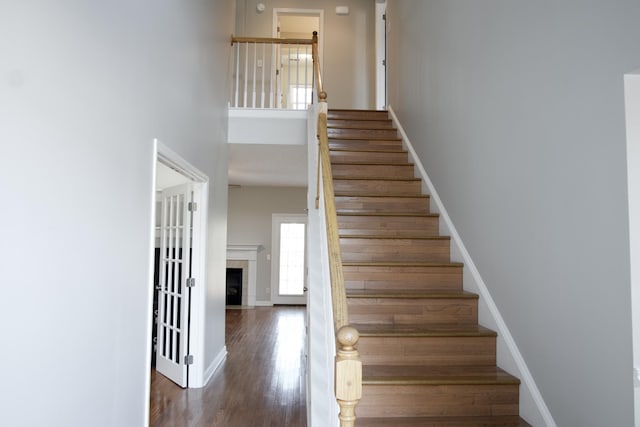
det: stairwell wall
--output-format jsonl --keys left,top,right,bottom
{"left": 386, "top": 1, "right": 639, "bottom": 426}
{"left": 0, "top": 1, "right": 234, "bottom": 425}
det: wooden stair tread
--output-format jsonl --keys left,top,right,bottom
{"left": 362, "top": 365, "right": 520, "bottom": 385}
{"left": 340, "top": 235, "right": 450, "bottom": 241}
{"left": 333, "top": 177, "right": 421, "bottom": 182}
{"left": 355, "top": 416, "right": 531, "bottom": 427}
{"left": 332, "top": 162, "right": 414, "bottom": 168}
{"left": 335, "top": 193, "right": 429, "bottom": 198}
{"left": 337, "top": 212, "right": 439, "bottom": 218}
{"left": 347, "top": 289, "right": 478, "bottom": 299}
{"left": 354, "top": 323, "right": 497, "bottom": 337}
{"left": 330, "top": 147, "right": 406, "bottom": 153}
{"left": 343, "top": 261, "right": 463, "bottom": 267}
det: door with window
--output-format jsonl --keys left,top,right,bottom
{"left": 155, "top": 183, "right": 194, "bottom": 387}
{"left": 271, "top": 214, "right": 307, "bottom": 305}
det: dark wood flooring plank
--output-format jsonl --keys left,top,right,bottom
{"left": 150, "top": 306, "right": 307, "bottom": 427}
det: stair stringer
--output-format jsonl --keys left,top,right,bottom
{"left": 388, "top": 105, "right": 556, "bottom": 427}
{"left": 306, "top": 106, "right": 340, "bottom": 427}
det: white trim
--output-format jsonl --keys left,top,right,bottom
{"left": 254, "top": 301, "right": 275, "bottom": 307}
{"left": 202, "top": 346, "right": 227, "bottom": 387}
{"left": 143, "top": 142, "right": 159, "bottom": 426}
{"left": 375, "top": 1, "right": 387, "bottom": 110}
{"left": 228, "top": 108, "right": 308, "bottom": 119}
{"left": 227, "top": 244, "right": 263, "bottom": 306}
{"left": 624, "top": 69, "right": 640, "bottom": 426}
{"left": 387, "top": 106, "right": 556, "bottom": 427}
{"left": 154, "top": 139, "right": 210, "bottom": 389}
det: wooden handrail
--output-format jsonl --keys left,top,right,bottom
{"left": 311, "top": 31, "right": 361, "bottom": 427}
{"left": 312, "top": 32, "right": 327, "bottom": 103}
{"left": 317, "top": 113, "right": 348, "bottom": 330}
{"left": 231, "top": 35, "right": 313, "bottom": 45}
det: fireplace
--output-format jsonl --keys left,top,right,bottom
{"left": 226, "top": 245, "right": 262, "bottom": 306}
{"left": 226, "top": 268, "right": 243, "bottom": 305}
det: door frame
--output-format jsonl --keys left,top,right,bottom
{"left": 375, "top": 0, "right": 387, "bottom": 109}
{"left": 270, "top": 213, "right": 308, "bottom": 305}
{"left": 624, "top": 69, "right": 640, "bottom": 425}
{"left": 273, "top": 8, "right": 324, "bottom": 68}
{"left": 152, "top": 139, "right": 209, "bottom": 388}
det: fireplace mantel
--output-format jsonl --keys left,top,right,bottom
{"left": 226, "top": 245, "right": 263, "bottom": 306}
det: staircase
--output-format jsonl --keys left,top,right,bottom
{"left": 327, "top": 109, "right": 531, "bottom": 427}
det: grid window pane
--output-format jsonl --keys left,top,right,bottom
{"left": 279, "top": 223, "right": 305, "bottom": 295}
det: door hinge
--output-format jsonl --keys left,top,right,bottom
{"left": 188, "top": 202, "right": 197, "bottom": 212}
{"left": 382, "top": 13, "right": 386, "bottom": 21}
{"left": 382, "top": 59, "right": 386, "bottom": 66}
{"left": 184, "top": 354, "right": 194, "bottom": 365}
{"left": 186, "top": 277, "right": 196, "bottom": 288}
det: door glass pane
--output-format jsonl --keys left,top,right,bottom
{"left": 279, "top": 223, "right": 305, "bottom": 296}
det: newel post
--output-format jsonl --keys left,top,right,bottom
{"left": 335, "top": 326, "right": 362, "bottom": 427}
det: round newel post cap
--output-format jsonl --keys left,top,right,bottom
{"left": 337, "top": 326, "right": 360, "bottom": 351}
{"left": 319, "top": 91, "right": 327, "bottom": 101}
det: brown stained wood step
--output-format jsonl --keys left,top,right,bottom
{"left": 347, "top": 290, "right": 478, "bottom": 326}
{"left": 328, "top": 109, "right": 389, "bottom": 121}
{"left": 337, "top": 212, "right": 440, "bottom": 237}
{"left": 343, "top": 262, "right": 464, "bottom": 292}
{"left": 358, "top": 383, "right": 519, "bottom": 418}
{"left": 354, "top": 323, "right": 497, "bottom": 338}
{"left": 331, "top": 150, "right": 408, "bottom": 164}
{"left": 334, "top": 178, "right": 422, "bottom": 196}
{"left": 355, "top": 416, "right": 532, "bottom": 427}
{"left": 355, "top": 323, "right": 498, "bottom": 366}
{"left": 340, "top": 235, "right": 451, "bottom": 263}
{"left": 328, "top": 127, "right": 399, "bottom": 140}
{"left": 329, "top": 138, "right": 404, "bottom": 152}
{"left": 327, "top": 118, "right": 394, "bottom": 129}
{"left": 335, "top": 195, "right": 430, "bottom": 214}
{"left": 362, "top": 365, "right": 520, "bottom": 386}
{"left": 332, "top": 163, "right": 416, "bottom": 179}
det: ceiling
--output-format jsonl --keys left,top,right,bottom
{"left": 228, "top": 143, "right": 307, "bottom": 187}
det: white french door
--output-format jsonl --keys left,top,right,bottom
{"left": 155, "top": 183, "right": 194, "bottom": 387}
{"left": 271, "top": 214, "right": 308, "bottom": 305}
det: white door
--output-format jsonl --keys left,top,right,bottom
{"left": 271, "top": 214, "right": 308, "bottom": 305}
{"left": 156, "top": 183, "right": 194, "bottom": 387}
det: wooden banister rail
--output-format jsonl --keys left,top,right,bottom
{"left": 312, "top": 31, "right": 361, "bottom": 427}
{"left": 231, "top": 36, "right": 313, "bottom": 46}
{"left": 230, "top": 35, "right": 313, "bottom": 109}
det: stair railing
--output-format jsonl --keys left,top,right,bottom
{"left": 311, "top": 31, "right": 362, "bottom": 427}
{"left": 230, "top": 36, "right": 314, "bottom": 109}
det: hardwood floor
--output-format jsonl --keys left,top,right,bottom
{"left": 150, "top": 306, "right": 307, "bottom": 427}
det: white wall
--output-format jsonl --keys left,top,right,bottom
{"left": 0, "top": 1, "right": 233, "bottom": 426}
{"left": 227, "top": 186, "right": 307, "bottom": 302}
{"left": 386, "top": 1, "right": 639, "bottom": 426}
{"left": 235, "top": 0, "right": 376, "bottom": 109}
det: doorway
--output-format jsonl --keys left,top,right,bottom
{"left": 273, "top": 8, "right": 323, "bottom": 109}
{"left": 271, "top": 213, "right": 308, "bottom": 305}
{"left": 151, "top": 140, "right": 209, "bottom": 389}
{"left": 375, "top": 0, "right": 387, "bottom": 110}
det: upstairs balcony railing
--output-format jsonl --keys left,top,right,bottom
{"left": 230, "top": 35, "right": 314, "bottom": 109}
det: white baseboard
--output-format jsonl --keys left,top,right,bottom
{"left": 388, "top": 105, "right": 555, "bottom": 427}
{"left": 254, "top": 300, "right": 274, "bottom": 307}
{"left": 202, "top": 346, "right": 227, "bottom": 387}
